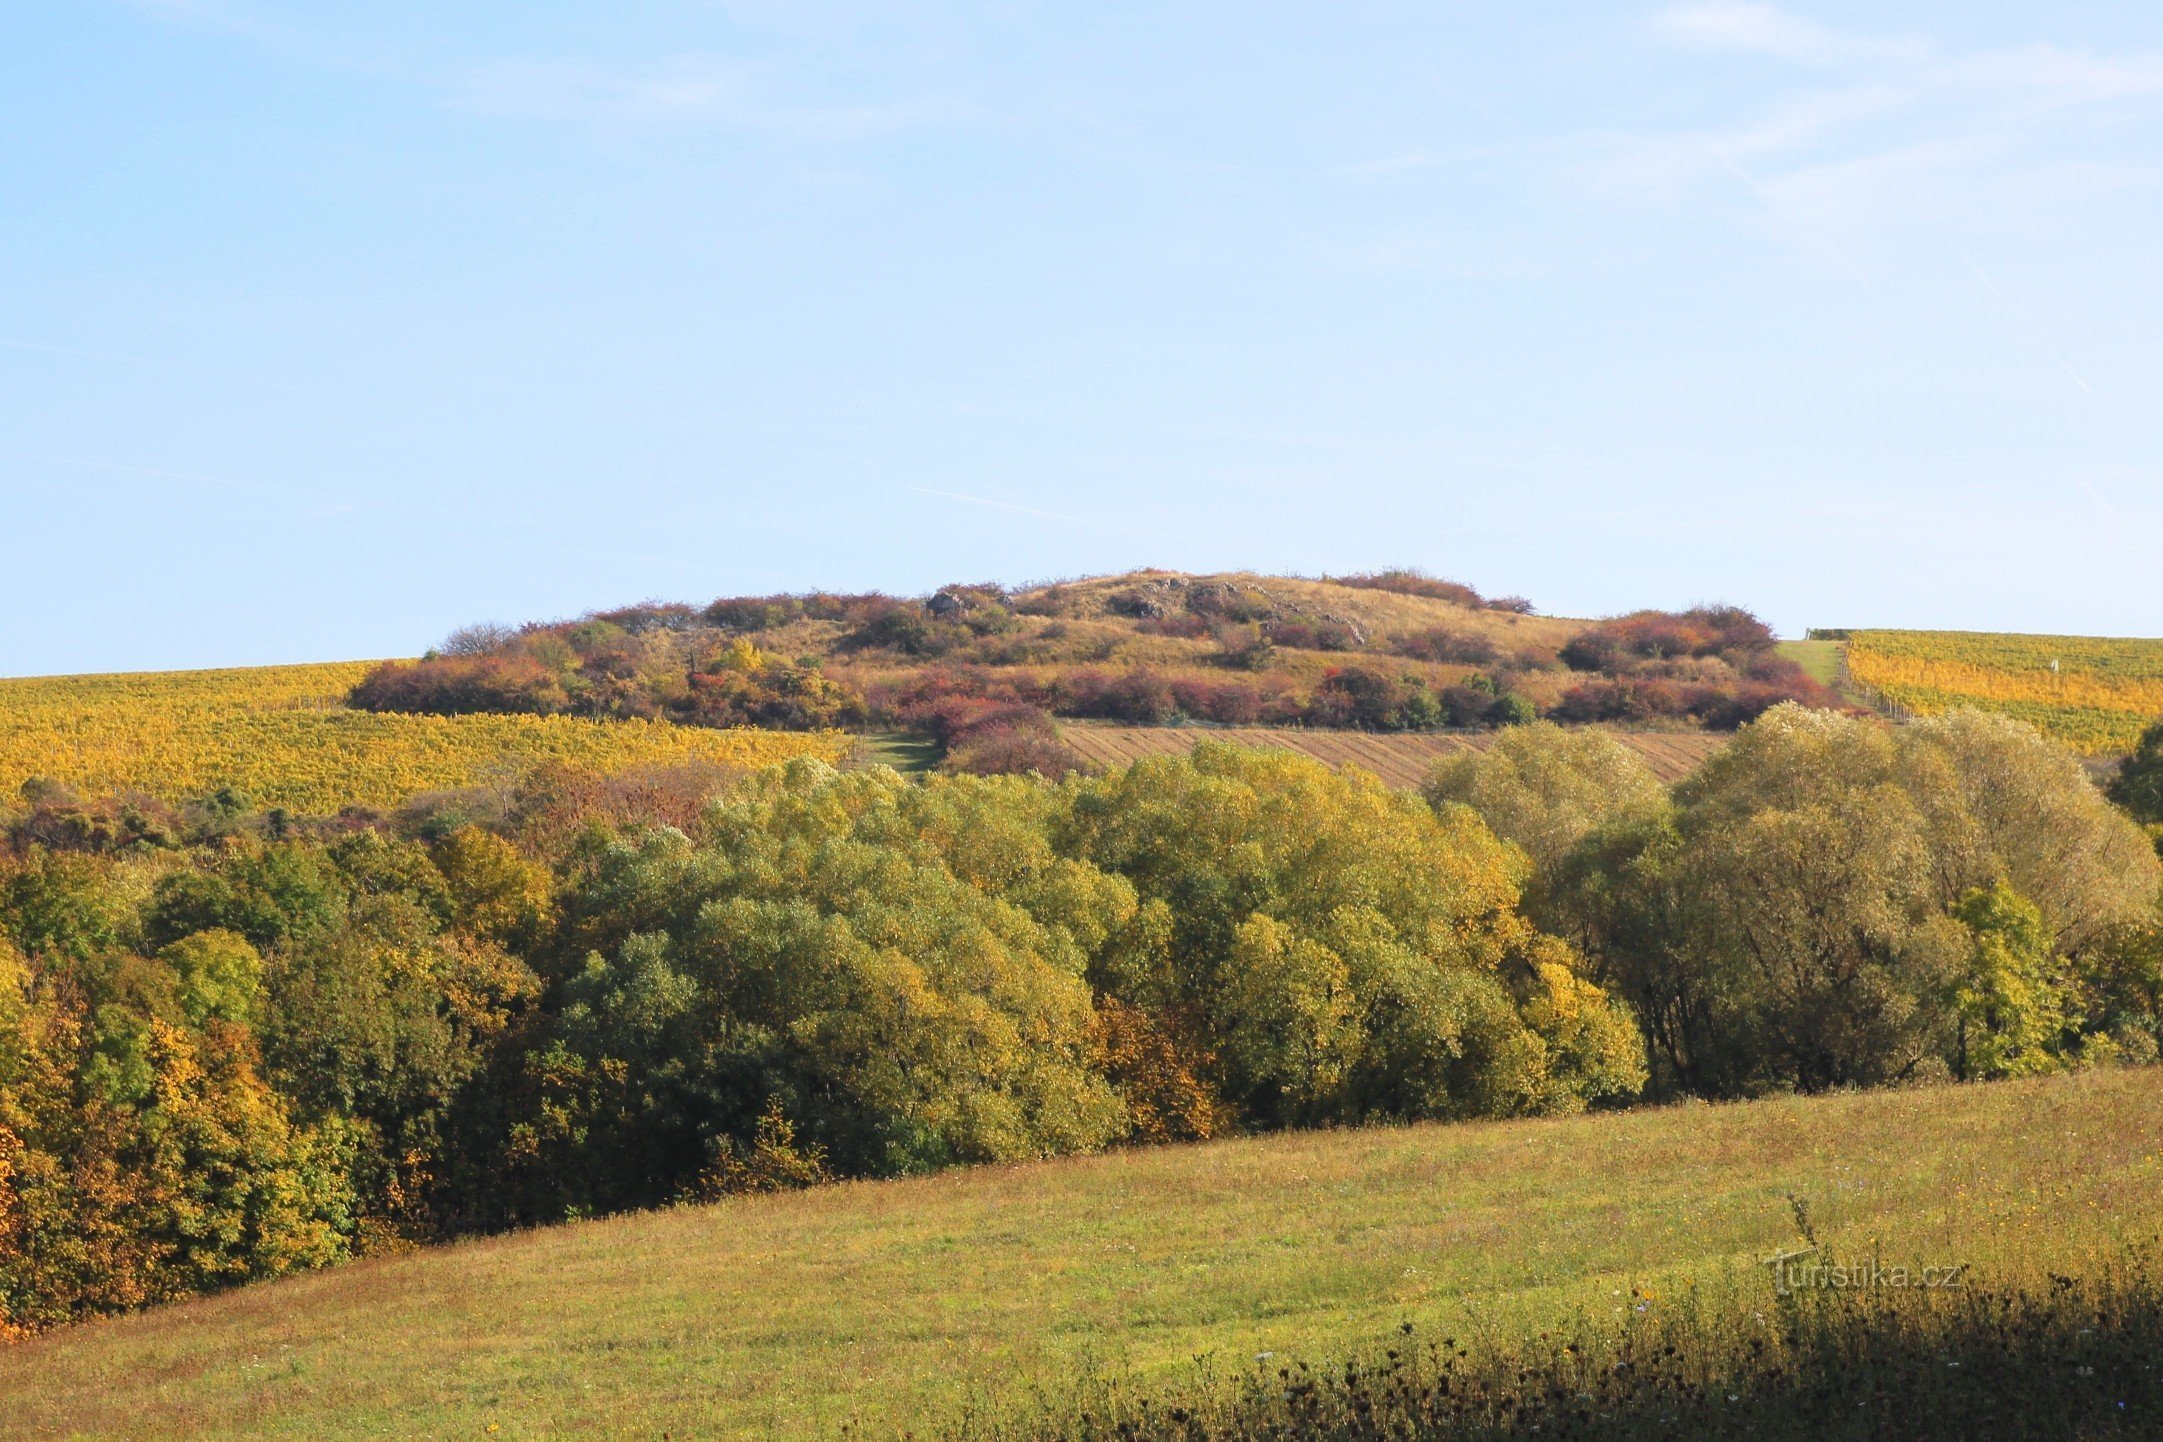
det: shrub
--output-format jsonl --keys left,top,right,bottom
{"left": 1560, "top": 606, "right": 1777, "bottom": 673}
{"left": 935, "top": 705, "right": 1094, "bottom": 781}
{"left": 1262, "top": 618, "right": 1360, "bottom": 652}
{"left": 349, "top": 656, "right": 570, "bottom": 717}
{"left": 1331, "top": 569, "right": 1486, "bottom": 607}
{"left": 1389, "top": 627, "right": 1499, "bottom": 665}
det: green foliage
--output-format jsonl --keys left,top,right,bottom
{"left": 6, "top": 703, "right": 2162, "bottom": 1341}
{"left": 1946, "top": 882, "right": 2066, "bottom": 1081}
{"left": 500, "top": 762, "right": 1128, "bottom": 1215}
{"left": 160, "top": 929, "right": 265, "bottom": 1029}
{"left": 1506, "top": 704, "right": 2162, "bottom": 1098}
{"left": 1063, "top": 742, "right": 1645, "bottom": 1125}
{"left": 1422, "top": 721, "right": 1668, "bottom": 907}
{"left": 2108, "top": 718, "right": 2163, "bottom": 824}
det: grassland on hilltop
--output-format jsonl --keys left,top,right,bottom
{"left": 1847, "top": 628, "right": 2163, "bottom": 753}
{"left": 0, "top": 662, "right": 842, "bottom": 812}
{"left": 6, "top": 1068, "right": 2160, "bottom": 1440}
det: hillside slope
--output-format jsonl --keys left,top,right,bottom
{"left": 7, "top": 1069, "right": 2159, "bottom": 1440}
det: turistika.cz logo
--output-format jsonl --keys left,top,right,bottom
{"left": 1765, "top": 1249, "right": 1970, "bottom": 1296}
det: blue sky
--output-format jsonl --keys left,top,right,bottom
{"left": 6, "top": 2, "right": 2163, "bottom": 673}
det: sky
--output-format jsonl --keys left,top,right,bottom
{"left": 6, "top": 1, "right": 2163, "bottom": 674}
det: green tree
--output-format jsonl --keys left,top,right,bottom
{"left": 1061, "top": 741, "right": 1645, "bottom": 1126}
{"left": 2107, "top": 719, "right": 2163, "bottom": 825}
{"left": 159, "top": 929, "right": 264, "bottom": 1029}
{"left": 1565, "top": 705, "right": 2159, "bottom": 1097}
{"left": 1945, "top": 881, "right": 2067, "bottom": 1082}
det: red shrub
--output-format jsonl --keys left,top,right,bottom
{"left": 1561, "top": 606, "right": 1776, "bottom": 673}
{"left": 1388, "top": 627, "right": 1499, "bottom": 665}
{"left": 349, "top": 656, "right": 569, "bottom": 716}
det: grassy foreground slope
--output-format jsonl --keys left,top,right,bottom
{"left": 7, "top": 1069, "right": 2161, "bottom": 1440}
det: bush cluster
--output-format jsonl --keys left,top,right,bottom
{"left": 1429, "top": 710, "right": 2163, "bottom": 1099}
{"left": 351, "top": 626, "right": 867, "bottom": 730}
{"left": 1330, "top": 569, "right": 1535, "bottom": 613}
{"left": 1548, "top": 605, "right": 1844, "bottom": 727}
{"left": 871, "top": 663, "right": 1530, "bottom": 735}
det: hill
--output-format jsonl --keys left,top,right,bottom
{"left": 6, "top": 1067, "right": 2158, "bottom": 1439}
{"left": 342, "top": 569, "right": 1844, "bottom": 770}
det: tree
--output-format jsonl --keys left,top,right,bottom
{"left": 1423, "top": 721, "right": 1669, "bottom": 919}
{"left": 1060, "top": 741, "right": 1645, "bottom": 1125}
{"left": 1945, "top": 882, "right": 2067, "bottom": 1082}
{"left": 1564, "top": 704, "right": 2159, "bottom": 1097}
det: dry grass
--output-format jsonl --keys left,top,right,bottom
{"left": 1015, "top": 573, "right": 1585, "bottom": 651}
{"left": 6, "top": 1069, "right": 2160, "bottom": 1439}
{"left": 1057, "top": 723, "right": 1725, "bottom": 787}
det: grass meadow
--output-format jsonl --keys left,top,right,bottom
{"left": 5, "top": 1068, "right": 2160, "bottom": 1439}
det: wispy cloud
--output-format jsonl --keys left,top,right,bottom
{"left": 1656, "top": 2, "right": 1919, "bottom": 66}
{"left": 1602, "top": 4, "right": 2163, "bottom": 254}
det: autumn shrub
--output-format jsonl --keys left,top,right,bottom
{"left": 350, "top": 654, "right": 570, "bottom": 716}
{"left": 1561, "top": 605, "right": 1778, "bottom": 673}
{"left": 937, "top": 705, "right": 1094, "bottom": 781}
{"left": 681, "top": 641, "right": 864, "bottom": 729}
{"left": 1389, "top": 626, "right": 1500, "bottom": 665}
{"left": 1060, "top": 669, "right": 1183, "bottom": 725}
{"left": 1262, "top": 618, "right": 1360, "bottom": 652}
{"left": 1134, "top": 613, "right": 1214, "bottom": 640}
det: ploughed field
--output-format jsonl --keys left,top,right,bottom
{"left": 6, "top": 1068, "right": 2158, "bottom": 1440}
{"left": 1057, "top": 722, "right": 1726, "bottom": 786}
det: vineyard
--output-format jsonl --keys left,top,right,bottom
{"left": 0, "top": 662, "right": 841, "bottom": 813}
{"left": 1846, "top": 629, "right": 2163, "bottom": 754}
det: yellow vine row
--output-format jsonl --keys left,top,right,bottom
{"left": 0, "top": 662, "right": 842, "bottom": 813}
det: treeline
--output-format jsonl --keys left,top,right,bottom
{"left": 1429, "top": 708, "right": 2163, "bottom": 1096}
{"left": 344, "top": 577, "right": 1840, "bottom": 755}
{"left": 0, "top": 745, "right": 1643, "bottom": 1333}
{"left": 8, "top": 703, "right": 2148, "bottom": 1335}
